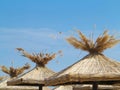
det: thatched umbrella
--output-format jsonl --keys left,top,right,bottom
{"left": 0, "top": 63, "right": 38, "bottom": 90}
{"left": 45, "top": 30, "right": 120, "bottom": 90}
{"left": 7, "top": 48, "right": 60, "bottom": 90}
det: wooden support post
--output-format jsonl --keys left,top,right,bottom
{"left": 92, "top": 82, "right": 98, "bottom": 90}
{"left": 39, "top": 85, "right": 43, "bottom": 90}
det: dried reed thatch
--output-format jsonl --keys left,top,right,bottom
{"left": 45, "top": 30, "right": 120, "bottom": 90}
{"left": 0, "top": 63, "right": 30, "bottom": 78}
{"left": 0, "top": 64, "right": 38, "bottom": 90}
{"left": 8, "top": 48, "right": 59, "bottom": 90}
{"left": 66, "top": 30, "right": 120, "bottom": 53}
{"left": 16, "top": 48, "right": 56, "bottom": 66}
{"left": 0, "top": 78, "right": 39, "bottom": 90}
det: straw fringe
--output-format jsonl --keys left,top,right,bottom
{"left": 66, "top": 30, "right": 120, "bottom": 53}
{"left": 0, "top": 63, "right": 30, "bottom": 78}
{"left": 16, "top": 48, "right": 57, "bottom": 66}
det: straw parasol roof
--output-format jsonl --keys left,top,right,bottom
{"left": 45, "top": 30, "right": 120, "bottom": 90}
{"left": 0, "top": 63, "right": 39, "bottom": 90}
{"left": 7, "top": 48, "right": 59, "bottom": 90}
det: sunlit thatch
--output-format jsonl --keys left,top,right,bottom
{"left": 16, "top": 48, "right": 57, "bottom": 66}
{"left": 45, "top": 30, "right": 120, "bottom": 90}
{"left": 0, "top": 63, "right": 30, "bottom": 78}
{"left": 66, "top": 30, "right": 120, "bottom": 53}
{"left": 0, "top": 63, "right": 38, "bottom": 90}
{"left": 8, "top": 48, "right": 59, "bottom": 90}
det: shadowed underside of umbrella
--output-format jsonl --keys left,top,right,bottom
{"left": 53, "top": 85, "right": 120, "bottom": 90}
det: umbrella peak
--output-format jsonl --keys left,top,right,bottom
{"left": 0, "top": 63, "right": 30, "bottom": 78}
{"left": 66, "top": 30, "right": 120, "bottom": 54}
{"left": 16, "top": 48, "right": 61, "bottom": 66}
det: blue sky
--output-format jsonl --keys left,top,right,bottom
{"left": 0, "top": 0, "right": 120, "bottom": 76}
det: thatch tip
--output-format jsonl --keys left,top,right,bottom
{"left": 16, "top": 48, "right": 24, "bottom": 51}
{"left": 66, "top": 30, "right": 120, "bottom": 54}
{"left": 16, "top": 48, "right": 61, "bottom": 66}
{"left": 0, "top": 63, "right": 30, "bottom": 78}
